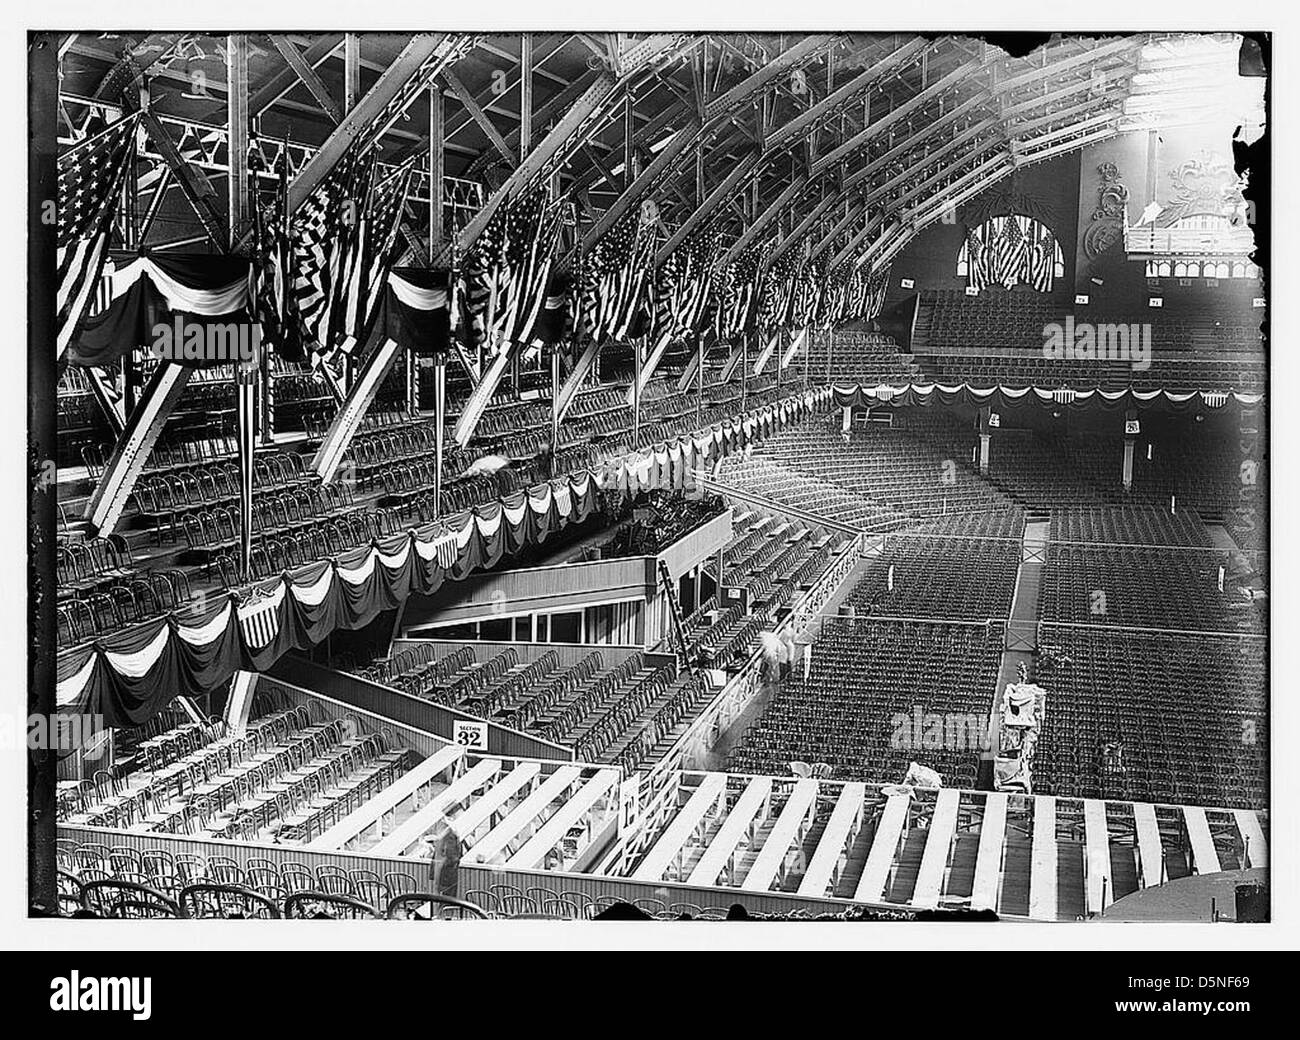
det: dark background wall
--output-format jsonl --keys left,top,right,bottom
{"left": 879, "top": 152, "right": 1082, "bottom": 311}
{"left": 870, "top": 128, "right": 1261, "bottom": 328}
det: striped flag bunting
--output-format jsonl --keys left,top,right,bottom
{"left": 650, "top": 227, "right": 718, "bottom": 343}
{"left": 759, "top": 248, "right": 800, "bottom": 334}
{"left": 336, "top": 159, "right": 417, "bottom": 358}
{"left": 714, "top": 243, "right": 767, "bottom": 342}
{"left": 582, "top": 206, "right": 656, "bottom": 345}
{"left": 993, "top": 213, "right": 1029, "bottom": 290}
{"left": 57, "top": 112, "right": 141, "bottom": 360}
{"left": 291, "top": 143, "right": 374, "bottom": 359}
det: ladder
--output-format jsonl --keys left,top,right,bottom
{"left": 657, "top": 559, "right": 693, "bottom": 668}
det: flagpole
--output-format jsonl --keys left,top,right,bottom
{"left": 550, "top": 346, "right": 560, "bottom": 478}
{"left": 434, "top": 352, "right": 446, "bottom": 520}
{"left": 741, "top": 333, "right": 748, "bottom": 413}
{"left": 696, "top": 334, "right": 703, "bottom": 427}
{"left": 632, "top": 336, "right": 641, "bottom": 445}
{"left": 229, "top": 34, "right": 255, "bottom": 583}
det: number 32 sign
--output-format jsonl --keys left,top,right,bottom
{"left": 453, "top": 720, "right": 488, "bottom": 750}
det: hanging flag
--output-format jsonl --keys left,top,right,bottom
{"left": 336, "top": 159, "right": 417, "bottom": 357}
{"left": 1028, "top": 223, "right": 1058, "bottom": 292}
{"left": 790, "top": 255, "right": 824, "bottom": 329}
{"left": 715, "top": 243, "right": 767, "bottom": 341}
{"left": 583, "top": 206, "right": 655, "bottom": 344}
{"left": 250, "top": 150, "right": 303, "bottom": 363}
{"left": 457, "top": 188, "right": 562, "bottom": 353}
{"left": 994, "top": 214, "right": 1029, "bottom": 290}
{"left": 291, "top": 143, "right": 374, "bottom": 359}
{"left": 57, "top": 112, "right": 141, "bottom": 360}
{"left": 759, "top": 248, "right": 800, "bottom": 334}
{"left": 495, "top": 189, "right": 566, "bottom": 347}
{"left": 652, "top": 227, "right": 717, "bottom": 343}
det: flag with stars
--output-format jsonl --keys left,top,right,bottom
{"left": 651, "top": 227, "right": 717, "bottom": 342}
{"left": 459, "top": 188, "right": 564, "bottom": 353}
{"left": 994, "top": 214, "right": 1028, "bottom": 289}
{"left": 57, "top": 112, "right": 141, "bottom": 360}
{"left": 582, "top": 206, "right": 655, "bottom": 344}
{"left": 291, "top": 143, "right": 373, "bottom": 359}
{"left": 336, "top": 159, "right": 416, "bottom": 356}
{"left": 715, "top": 243, "right": 767, "bottom": 341}
{"left": 759, "top": 248, "right": 800, "bottom": 334}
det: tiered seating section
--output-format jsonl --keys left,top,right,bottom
{"left": 728, "top": 619, "right": 1002, "bottom": 788}
{"left": 804, "top": 329, "right": 923, "bottom": 386}
{"left": 688, "top": 510, "right": 850, "bottom": 664}
{"left": 754, "top": 415, "right": 1018, "bottom": 518}
{"left": 353, "top": 644, "right": 710, "bottom": 775}
{"left": 56, "top": 368, "right": 795, "bottom": 652}
{"left": 58, "top": 695, "right": 413, "bottom": 845}
{"left": 716, "top": 455, "right": 897, "bottom": 528}
{"left": 912, "top": 289, "right": 1265, "bottom": 392}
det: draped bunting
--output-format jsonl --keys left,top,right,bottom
{"left": 65, "top": 254, "right": 253, "bottom": 369}
{"left": 831, "top": 381, "right": 1263, "bottom": 413}
{"left": 57, "top": 387, "right": 833, "bottom": 726}
{"left": 382, "top": 266, "right": 452, "bottom": 357}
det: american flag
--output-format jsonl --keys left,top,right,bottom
{"left": 790, "top": 255, "right": 824, "bottom": 329}
{"left": 291, "top": 144, "right": 374, "bottom": 359}
{"left": 1028, "top": 223, "right": 1058, "bottom": 292}
{"left": 865, "top": 266, "right": 890, "bottom": 322}
{"left": 759, "top": 248, "right": 800, "bottom": 334}
{"left": 582, "top": 207, "right": 655, "bottom": 344}
{"left": 336, "top": 159, "right": 416, "bottom": 356}
{"left": 459, "top": 188, "right": 564, "bottom": 352}
{"left": 57, "top": 113, "right": 141, "bottom": 360}
{"left": 715, "top": 243, "right": 766, "bottom": 341}
{"left": 965, "top": 227, "right": 991, "bottom": 292}
{"left": 816, "top": 263, "right": 851, "bottom": 329}
{"left": 651, "top": 227, "right": 717, "bottom": 342}
{"left": 994, "top": 214, "right": 1029, "bottom": 290}
{"left": 845, "top": 266, "right": 871, "bottom": 322}
{"left": 250, "top": 151, "right": 301, "bottom": 364}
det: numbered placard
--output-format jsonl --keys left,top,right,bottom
{"left": 453, "top": 720, "right": 488, "bottom": 751}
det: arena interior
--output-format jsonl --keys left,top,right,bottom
{"left": 40, "top": 31, "right": 1267, "bottom": 922}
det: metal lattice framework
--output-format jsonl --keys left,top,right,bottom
{"left": 56, "top": 31, "right": 1251, "bottom": 532}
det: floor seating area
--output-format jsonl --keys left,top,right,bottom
{"left": 848, "top": 510, "right": 1024, "bottom": 621}
{"left": 1033, "top": 629, "right": 1267, "bottom": 808}
{"left": 1040, "top": 510, "right": 1256, "bottom": 633}
{"left": 350, "top": 643, "right": 712, "bottom": 775}
{"left": 728, "top": 618, "right": 1003, "bottom": 787}
{"left": 58, "top": 695, "right": 414, "bottom": 846}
